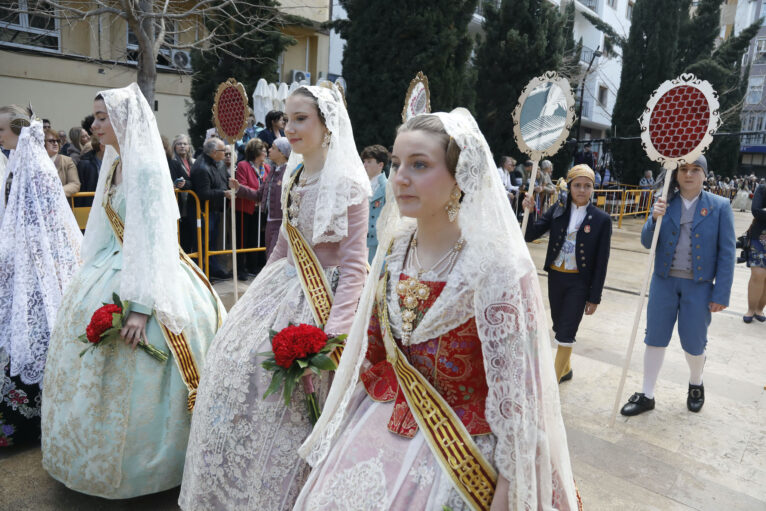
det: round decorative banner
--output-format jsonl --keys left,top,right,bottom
{"left": 402, "top": 71, "right": 431, "bottom": 122}
{"left": 511, "top": 70, "right": 575, "bottom": 160}
{"left": 213, "top": 78, "right": 249, "bottom": 144}
{"left": 640, "top": 74, "right": 720, "bottom": 167}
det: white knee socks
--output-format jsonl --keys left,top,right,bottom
{"left": 642, "top": 346, "right": 666, "bottom": 399}
{"left": 685, "top": 351, "right": 706, "bottom": 386}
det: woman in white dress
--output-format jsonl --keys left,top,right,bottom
{"left": 179, "top": 84, "right": 370, "bottom": 510}
{"left": 296, "top": 109, "right": 580, "bottom": 510}
{"left": 0, "top": 108, "right": 81, "bottom": 447}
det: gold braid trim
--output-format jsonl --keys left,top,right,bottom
{"left": 102, "top": 160, "right": 222, "bottom": 411}
{"left": 377, "top": 270, "right": 497, "bottom": 511}
{"left": 282, "top": 165, "right": 344, "bottom": 365}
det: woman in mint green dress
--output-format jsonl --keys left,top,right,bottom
{"left": 41, "top": 83, "right": 225, "bottom": 499}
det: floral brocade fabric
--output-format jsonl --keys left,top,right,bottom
{"left": 360, "top": 274, "right": 490, "bottom": 438}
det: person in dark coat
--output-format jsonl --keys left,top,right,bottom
{"left": 523, "top": 164, "right": 612, "bottom": 384}
{"left": 191, "top": 137, "right": 231, "bottom": 279}
{"left": 256, "top": 110, "right": 285, "bottom": 149}
{"left": 744, "top": 183, "right": 766, "bottom": 323}
{"left": 162, "top": 135, "right": 196, "bottom": 254}
{"left": 75, "top": 135, "right": 104, "bottom": 207}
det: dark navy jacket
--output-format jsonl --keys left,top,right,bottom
{"left": 525, "top": 200, "right": 612, "bottom": 304}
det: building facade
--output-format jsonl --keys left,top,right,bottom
{"left": 0, "top": 1, "right": 333, "bottom": 140}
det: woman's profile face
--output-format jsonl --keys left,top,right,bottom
{"left": 391, "top": 130, "right": 456, "bottom": 221}
{"left": 268, "top": 144, "right": 287, "bottom": 165}
{"left": 91, "top": 100, "right": 118, "bottom": 148}
{"left": 0, "top": 114, "right": 19, "bottom": 150}
{"left": 285, "top": 94, "right": 324, "bottom": 156}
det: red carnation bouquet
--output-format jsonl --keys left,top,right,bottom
{"left": 77, "top": 293, "right": 168, "bottom": 363}
{"left": 259, "top": 323, "right": 346, "bottom": 424}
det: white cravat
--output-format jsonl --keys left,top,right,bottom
{"left": 568, "top": 203, "right": 588, "bottom": 233}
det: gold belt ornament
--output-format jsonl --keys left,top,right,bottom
{"left": 376, "top": 270, "right": 497, "bottom": 511}
{"left": 283, "top": 165, "right": 343, "bottom": 365}
{"left": 102, "top": 161, "right": 223, "bottom": 411}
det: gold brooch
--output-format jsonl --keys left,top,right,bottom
{"left": 396, "top": 277, "right": 430, "bottom": 337}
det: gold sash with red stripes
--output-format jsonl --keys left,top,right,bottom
{"left": 376, "top": 270, "right": 497, "bottom": 511}
{"left": 283, "top": 166, "right": 342, "bottom": 365}
{"left": 103, "top": 161, "right": 222, "bottom": 410}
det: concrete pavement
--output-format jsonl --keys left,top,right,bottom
{"left": 1, "top": 211, "right": 764, "bottom": 510}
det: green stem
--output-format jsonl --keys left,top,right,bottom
{"left": 138, "top": 341, "right": 169, "bottom": 363}
{"left": 306, "top": 392, "right": 321, "bottom": 425}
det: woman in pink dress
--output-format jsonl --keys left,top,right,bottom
{"left": 296, "top": 109, "right": 580, "bottom": 510}
{"left": 179, "top": 83, "right": 370, "bottom": 510}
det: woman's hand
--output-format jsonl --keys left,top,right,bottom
{"left": 174, "top": 178, "right": 185, "bottom": 189}
{"left": 652, "top": 197, "right": 667, "bottom": 221}
{"left": 585, "top": 302, "right": 598, "bottom": 315}
{"left": 489, "top": 474, "right": 510, "bottom": 511}
{"left": 120, "top": 311, "right": 149, "bottom": 349}
{"left": 228, "top": 177, "right": 240, "bottom": 192}
{"left": 709, "top": 302, "right": 726, "bottom": 313}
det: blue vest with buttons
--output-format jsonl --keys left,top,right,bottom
{"left": 641, "top": 190, "right": 736, "bottom": 306}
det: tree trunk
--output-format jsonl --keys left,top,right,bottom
{"left": 134, "top": 0, "right": 158, "bottom": 106}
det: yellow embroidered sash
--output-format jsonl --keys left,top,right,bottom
{"left": 376, "top": 270, "right": 498, "bottom": 511}
{"left": 103, "top": 160, "right": 223, "bottom": 411}
{"left": 283, "top": 165, "right": 342, "bottom": 365}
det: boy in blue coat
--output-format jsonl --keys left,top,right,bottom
{"left": 361, "top": 144, "right": 388, "bottom": 263}
{"left": 621, "top": 155, "right": 736, "bottom": 416}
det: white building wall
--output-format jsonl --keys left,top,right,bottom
{"left": 328, "top": 0, "right": 346, "bottom": 80}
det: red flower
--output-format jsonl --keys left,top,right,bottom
{"left": 271, "top": 324, "right": 327, "bottom": 368}
{"left": 86, "top": 304, "right": 122, "bottom": 344}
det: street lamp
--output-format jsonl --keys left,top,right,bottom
{"left": 576, "top": 45, "right": 602, "bottom": 153}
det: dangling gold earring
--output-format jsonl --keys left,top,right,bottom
{"left": 445, "top": 186, "right": 461, "bottom": 222}
{"left": 321, "top": 131, "right": 331, "bottom": 148}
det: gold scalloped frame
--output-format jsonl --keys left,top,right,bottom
{"left": 401, "top": 71, "right": 432, "bottom": 123}
{"left": 511, "top": 71, "right": 576, "bottom": 161}
{"left": 212, "top": 78, "right": 249, "bottom": 144}
{"left": 639, "top": 73, "right": 721, "bottom": 170}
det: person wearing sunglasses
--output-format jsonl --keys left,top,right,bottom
{"left": 44, "top": 127, "right": 80, "bottom": 197}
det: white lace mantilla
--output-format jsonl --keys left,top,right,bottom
{"left": 282, "top": 84, "right": 370, "bottom": 245}
{"left": 300, "top": 108, "right": 579, "bottom": 510}
{"left": 0, "top": 121, "right": 82, "bottom": 386}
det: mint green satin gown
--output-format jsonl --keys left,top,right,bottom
{"left": 41, "top": 182, "right": 225, "bottom": 499}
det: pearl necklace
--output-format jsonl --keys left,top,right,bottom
{"left": 396, "top": 231, "right": 465, "bottom": 342}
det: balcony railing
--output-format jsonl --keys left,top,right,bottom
{"left": 580, "top": 46, "right": 601, "bottom": 65}
{"left": 581, "top": 0, "right": 598, "bottom": 10}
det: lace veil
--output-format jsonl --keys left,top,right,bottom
{"left": 82, "top": 83, "right": 188, "bottom": 334}
{"left": 0, "top": 150, "right": 8, "bottom": 223}
{"left": 300, "top": 108, "right": 578, "bottom": 509}
{"left": 0, "top": 120, "right": 82, "bottom": 385}
{"left": 282, "top": 84, "right": 371, "bottom": 245}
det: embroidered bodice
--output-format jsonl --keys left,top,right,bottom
{"left": 360, "top": 273, "right": 490, "bottom": 438}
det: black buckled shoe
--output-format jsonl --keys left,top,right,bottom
{"left": 687, "top": 383, "right": 705, "bottom": 413}
{"left": 558, "top": 369, "right": 573, "bottom": 384}
{"left": 620, "top": 392, "right": 655, "bottom": 416}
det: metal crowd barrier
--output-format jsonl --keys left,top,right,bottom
{"left": 68, "top": 190, "right": 268, "bottom": 278}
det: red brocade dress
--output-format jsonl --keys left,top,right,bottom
{"left": 361, "top": 275, "right": 491, "bottom": 439}
{"left": 295, "top": 273, "right": 502, "bottom": 511}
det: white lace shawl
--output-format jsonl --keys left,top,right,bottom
{"left": 0, "top": 120, "right": 82, "bottom": 385}
{"left": 282, "top": 85, "right": 371, "bottom": 245}
{"left": 0, "top": 150, "right": 8, "bottom": 223}
{"left": 81, "top": 83, "right": 188, "bottom": 334}
{"left": 300, "top": 108, "right": 578, "bottom": 509}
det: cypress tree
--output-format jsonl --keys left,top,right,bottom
{"left": 335, "top": 0, "right": 477, "bottom": 150}
{"left": 610, "top": 0, "right": 683, "bottom": 184}
{"left": 187, "top": 3, "right": 294, "bottom": 148}
{"left": 474, "top": 0, "right": 566, "bottom": 165}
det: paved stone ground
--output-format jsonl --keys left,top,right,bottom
{"left": 1, "top": 212, "right": 764, "bottom": 510}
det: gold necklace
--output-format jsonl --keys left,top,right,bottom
{"left": 287, "top": 167, "right": 320, "bottom": 227}
{"left": 396, "top": 232, "right": 465, "bottom": 341}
